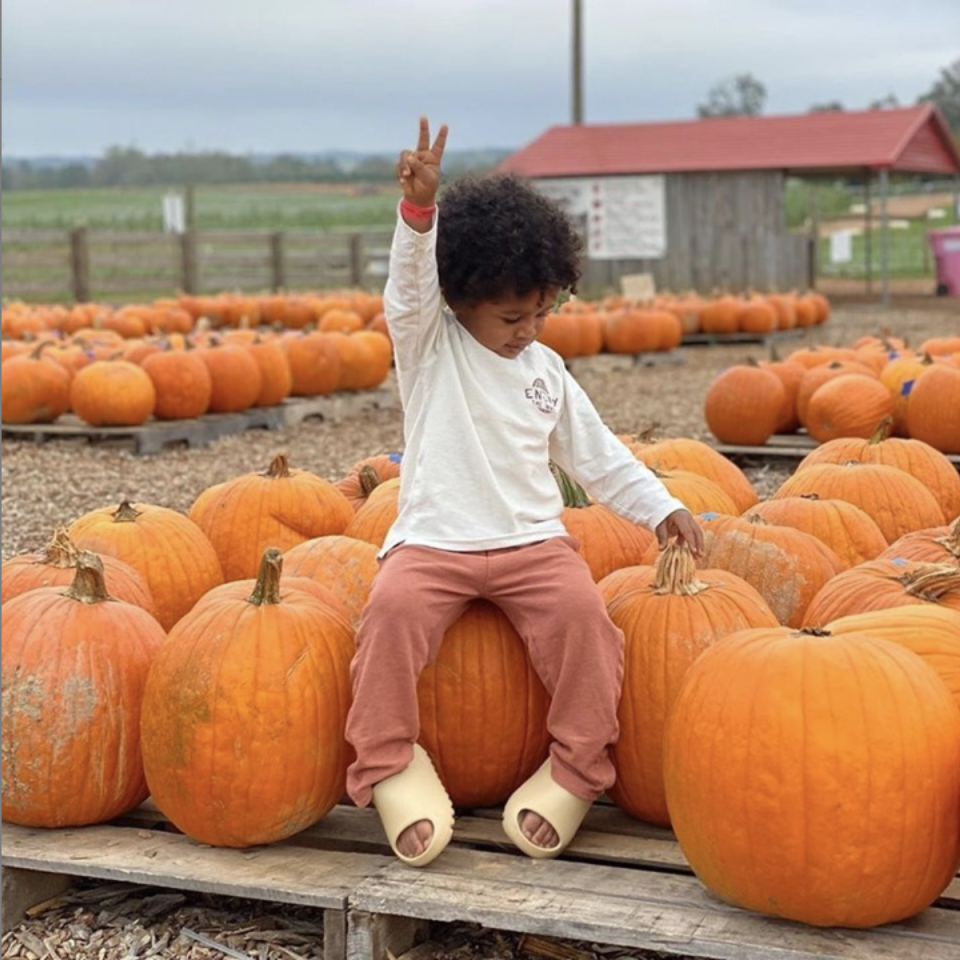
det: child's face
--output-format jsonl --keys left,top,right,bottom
{"left": 451, "top": 286, "right": 560, "bottom": 359}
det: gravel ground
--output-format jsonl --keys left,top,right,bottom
{"left": 1, "top": 300, "right": 957, "bottom": 960}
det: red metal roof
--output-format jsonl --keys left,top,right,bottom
{"left": 497, "top": 105, "right": 960, "bottom": 178}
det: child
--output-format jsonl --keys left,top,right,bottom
{"left": 345, "top": 117, "right": 704, "bottom": 867}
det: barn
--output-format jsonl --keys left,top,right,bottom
{"left": 496, "top": 104, "right": 960, "bottom": 300}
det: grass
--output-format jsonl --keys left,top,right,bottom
{"left": 1, "top": 183, "right": 399, "bottom": 232}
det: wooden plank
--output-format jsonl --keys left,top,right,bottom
{"left": 681, "top": 329, "right": 807, "bottom": 346}
{"left": 714, "top": 439, "right": 960, "bottom": 469}
{"left": 349, "top": 846, "right": 960, "bottom": 960}
{"left": 0, "top": 821, "right": 388, "bottom": 911}
{"left": 1, "top": 867, "right": 72, "bottom": 935}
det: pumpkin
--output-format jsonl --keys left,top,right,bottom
{"left": 283, "top": 331, "right": 342, "bottom": 397}
{"left": 343, "top": 478, "right": 401, "bottom": 548}
{"left": 140, "top": 549, "right": 354, "bottom": 847}
{"left": 281, "top": 534, "right": 380, "bottom": 627}
{"left": 879, "top": 517, "right": 960, "bottom": 567}
{"left": 188, "top": 453, "right": 354, "bottom": 581}
{"left": 69, "top": 359, "right": 157, "bottom": 427}
{"left": 697, "top": 513, "right": 844, "bottom": 627}
{"left": 69, "top": 500, "right": 224, "bottom": 631}
{"left": 417, "top": 599, "right": 551, "bottom": 808}
{"left": 794, "top": 416, "right": 960, "bottom": 523}
{"left": 1, "top": 526, "right": 158, "bottom": 618}
{"left": 905, "top": 363, "right": 960, "bottom": 453}
{"left": 601, "top": 544, "right": 778, "bottom": 825}
{"left": 772, "top": 461, "right": 945, "bottom": 544}
{"left": 742, "top": 495, "right": 887, "bottom": 569}
{"left": 795, "top": 359, "right": 877, "bottom": 428}
{"left": 662, "top": 624, "right": 960, "bottom": 928}
{"left": 0, "top": 341, "right": 72, "bottom": 425}
{"left": 335, "top": 453, "right": 403, "bottom": 512}
{"left": 826, "top": 605, "right": 960, "bottom": 711}
{"left": 2, "top": 552, "right": 167, "bottom": 827}
{"left": 140, "top": 346, "right": 213, "bottom": 420}
{"left": 196, "top": 341, "right": 262, "bottom": 413}
{"left": 704, "top": 365, "right": 785, "bottom": 446}
{"left": 626, "top": 432, "right": 758, "bottom": 514}
{"left": 804, "top": 374, "right": 896, "bottom": 444}
{"left": 803, "top": 559, "right": 960, "bottom": 625}
{"left": 551, "top": 465, "right": 656, "bottom": 581}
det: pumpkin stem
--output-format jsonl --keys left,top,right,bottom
{"left": 112, "top": 501, "right": 141, "bottom": 523}
{"left": 63, "top": 551, "right": 113, "bottom": 604}
{"left": 550, "top": 463, "right": 591, "bottom": 509}
{"left": 248, "top": 548, "right": 285, "bottom": 605}
{"left": 653, "top": 542, "right": 708, "bottom": 596}
{"left": 358, "top": 465, "right": 383, "bottom": 497}
{"left": 937, "top": 517, "right": 960, "bottom": 560}
{"left": 41, "top": 526, "right": 81, "bottom": 568}
{"left": 867, "top": 416, "right": 893, "bottom": 444}
{"left": 900, "top": 563, "right": 960, "bottom": 601}
{"left": 263, "top": 454, "right": 291, "bottom": 479}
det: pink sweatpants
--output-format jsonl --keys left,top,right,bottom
{"left": 345, "top": 537, "right": 625, "bottom": 808}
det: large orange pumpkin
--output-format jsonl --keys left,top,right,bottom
{"left": 663, "top": 624, "right": 960, "bottom": 928}
{"left": 188, "top": 453, "right": 354, "bottom": 582}
{"left": 2, "top": 553, "right": 167, "bottom": 827}
{"left": 140, "top": 549, "right": 354, "bottom": 847}
{"left": 880, "top": 517, "right": 960, "bottom": 567}
{"left": 601, "top": 544, "right": 778, "bottom": 825}
{"left": 417, "top": 599, "right": 550, "bottom": 809}
{"left": 69, "top": 501, "right": 224, "bottom": 631}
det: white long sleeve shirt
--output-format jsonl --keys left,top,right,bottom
{"left": 379, "top": 211, "right": 687, "bottom": 556}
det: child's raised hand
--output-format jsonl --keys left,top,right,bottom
{"left": 397, "top": 117, "right": 448, "bottom": 207}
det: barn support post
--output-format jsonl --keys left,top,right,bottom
{"left": 878, "top": 168, "right": 890, "bottom": 308}
{"left": 807, "top": 179, "right": 820, "bottom": 290}
{"left": 69, "top": 227, "right": 91, "bottom": 303}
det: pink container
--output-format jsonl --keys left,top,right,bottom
{"left": 927, "top": 225, "right": 960, "bottom": 297}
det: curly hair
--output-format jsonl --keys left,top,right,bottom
{"left": 436, "top": 173, "right": 583, "bottom": 305}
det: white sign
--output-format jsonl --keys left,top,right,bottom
{"left": 163, "top": 193, "right": 186, "bottom": 234}
{"left": 535, "top": 175, "right": 666, "bottom": 260}
{"left": 830, "top": 229, "right": 853, "bottom": 264}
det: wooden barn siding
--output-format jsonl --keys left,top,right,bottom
{"left": 581, "top": 171, "right": 809, "bottom": 295}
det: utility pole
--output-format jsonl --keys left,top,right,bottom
{"left": 572, "top": 0, "right": 583, "bottom": 124}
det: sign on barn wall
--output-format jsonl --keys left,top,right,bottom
{"left": 533, "top": 176, "right": 666, "bottom": 260}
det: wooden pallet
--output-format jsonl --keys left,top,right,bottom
{"left": 3, "top": 800, "right": 958, "bottom": 960}
{"left": 681, "top": 329, "right": 807, "bottom": 348}
{"left": 714, "top": 432, "right": 960, "bottom": 470}
{"left": 0, "top": 388, "right": 398, "bottom": 456}
{"left": 566, "top": 350, "right": 685, "bottom": 376}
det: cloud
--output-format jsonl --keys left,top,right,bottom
{"left": 2, "top": 0, "right": 957, "bottom": 156}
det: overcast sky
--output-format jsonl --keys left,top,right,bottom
{"left": 3, "top": 0, "right": 958, "bottom": 158}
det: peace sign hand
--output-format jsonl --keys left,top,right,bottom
{"left": 397, "top": 117, "right": 448, "bottom": 207}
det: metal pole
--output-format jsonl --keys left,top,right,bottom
{"left": 879, "top": 168, "right": 890, "bottom": 308}
{"left": 864, "top": 176, "right": 873, "bottom": 296}
{"left": 572, "top": 0, "right": 583, "bottom": 124}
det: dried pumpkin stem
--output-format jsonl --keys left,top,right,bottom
{"left": 263, "top": 454, "right": 292, "bottom": 479}
{"left": 248, "top": 548, "right": 285, "bottom": 605}
{"left": 63, "top": 551, "right": 112, "bottom": 604}
{"left": 111, "top": 501, "right": 141, "bottom": 523}
{"left": 550, "top": 463, "right": 591, "bottom": 509}
{"left": 901, "top": 564, "right": 960, "bottom": 601}
{"left": 358, "top": 465, "right": 383, "bottom": 497}
{"left": 42, "top": 526, "right": 80, "bottom": 568}
{"left": 653, "top": 542, "right": 709, "bottom": 596}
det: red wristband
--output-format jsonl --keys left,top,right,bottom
{"left": 400, "top": 198, "right": 437, "bottom": 221}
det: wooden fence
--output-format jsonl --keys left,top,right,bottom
{"left": 1, "top": 228, "right": 395, "bottom": 305}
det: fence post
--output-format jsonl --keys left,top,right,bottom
{"left": 69, "top": 227, "right": 91, "bottom": 302}
{"left": 348, "top": 234, "right": 364, "bottom": 287}
{"left": 270, "top": 232, "right": 286, "bottom": 291}
{"left": 179, "top": 230, "right": 198, "bottom": 294}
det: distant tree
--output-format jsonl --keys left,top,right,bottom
{"left": 697, "top": 74, "right": 767, "bottom": 118}
{"left": 868, "top": 93, "right": 900, "bottom": 110}
{"left": 917, "top": 58, "right": 960, "bottom": 132}
{"left": 809, "top": 100, "right": 844, "bottom": 112}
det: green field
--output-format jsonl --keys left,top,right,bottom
{"left": 1, "top": 183, "right": 400, "bottom": 232}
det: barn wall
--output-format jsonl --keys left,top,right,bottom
{"left": 579, "top": 171, "right": 810, "bottom": 296}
